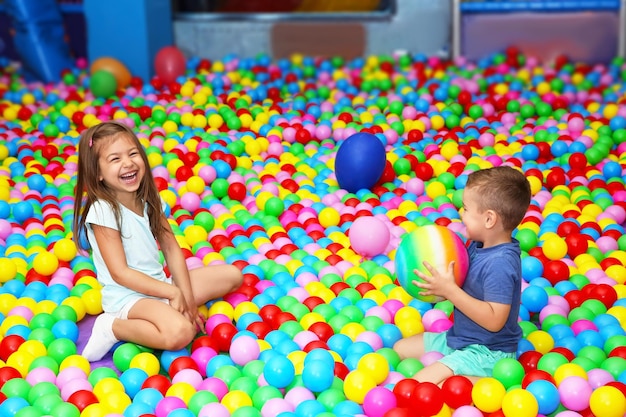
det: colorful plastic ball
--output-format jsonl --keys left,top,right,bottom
{"left": 90, "top": 57, "right": 131, "bottom": 88}
{"left": 229, "top": 335, "right": 260, "bottom": 366}
{"left": 492, "top": 357, "right": 525, "bottom": 389}
{"left": 395, "top": 225, "right": 469, "bottom": 303}
{"left": 349, "top": 216, "right": 390, "bottom": 258}
{"left": 32, "top": 252, "right": 59, "bottom": 276}
{"left": 119, "top": 368, "right": 149, "bottom": 399}
{"left": 130, "top": 352, "right": 160, "bottom": 376}
{"left": 471, "top": 377, "right": 506, "bottom": 413}
{"left": 90, "top": 70, "right": 118, "bottom": 98}
{"left": 335, "top": 132, "right": 386, "bottom": 193}
{"left": 302, "top": 359, "right": 334, "bottom": 393}
{"left": 441, "top": 375, "right": 473, "bottom": 409}
{"left": 525, "top": 379, "right": 560, "bottom": 415}
{"left": 557, "top": 376, "right": 592, "bottom": 411}
{"left": 412, "top": 382, "right": 444, "bottom": 416}
{"left": 363, "top": 386, "right": 397, "bottom": 417}
{"left": 67, "top": 389, "right": 98, "bottom": 412}
{"left": 356, "top": 352, "right": 389, "bottom": 385}
{"left": 262, "top": 355, "right": 294, "bottom": 388}
{"left": 343, "top": 369, "right": 377, "bottom": 404}
{"left": 500, "top": 388, "right": 538, "bottom": 417}
{"left": 589, "top": 385, "right": 626, "bottom": 417}
{"left": 113, "top": 343, "right": 142, "bottom": 372}
{"left": 154, "top": 46, "right": 186, "bottom": 84}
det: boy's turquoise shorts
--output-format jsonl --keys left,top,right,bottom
{"left": 424, "top": 332, "right": 516, "bottom": 377}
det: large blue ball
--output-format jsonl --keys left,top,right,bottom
{"left": 335, "top": 132, "right": 386, "bottom": 193}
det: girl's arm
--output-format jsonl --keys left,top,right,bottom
{"left": 414, "top": 261, "right": 510, "bottom": 332}
{"left": 92, "top": 224, "right": 181, "bottom": 301}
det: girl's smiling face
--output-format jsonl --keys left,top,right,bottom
{"left": 97, "top": 133, "right": 146, "bottom": 203}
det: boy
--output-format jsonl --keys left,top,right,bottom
{"left": 393, "top": 166, "right": 532, "bottom": 384}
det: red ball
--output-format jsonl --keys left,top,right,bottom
{"left": 609, "top": 346, "right": 626, "bottom": 359}
{"left": 309, "top": 322, "right": 334, "bottom": 342}
{"left": 412, "top": 382, "right": 444, "bottom": 417}
{"left": 259, "top": 304, "right": 281, "bottom": 324}
{"left": 247, "top": 321, "right": 272, "bottom": 339}
{"left": 543, "top": 260, "right": 569, "bottom": 285}
{"left": 393, "top": 378, "right": 420, "bottom": 409}
{"left": 67, "top": 390, "right": 99, "bottom": 412}
{"left": 175, "top": 165, "right": 194, "bottom": 182}
{"left": 168, "top": 356, "right": 200, "bottom": 379}
{"left": 521, "top": 369, "right": 555, "bottom": 388}
{"left": 334, "top": 361, "right": 349, "bottom": 379}
{"left": 211, "top": 322, "right": 238, "bottom": 352}
{"left": 141, "top": 374, "right": 171, "bottom": 396}
{"left": 383, "top": 408, "right": 413, "bottom": 417}
{"left": 191, "top": 335, "right": 219, "bottom": 353}
{"left": 589, "top": 283, "right": 617, "bottom": 309}
{"left": 227, "top": 182, "right": 247, "bottom": 201}
{"left": 0, "top": 366, "right": 22, "bottom": 388}
{"left": 0, "top": 335, "right": 25, "bottom": 362}
{"left": 441, "top": 376, "right": 473, "bottom": 409}
{"left": 518, "top": 350, "right": 542, "bottom": 373}
{"left": 565, "top": 233, "right": 589, "bottom": 259}
{"left": 564, "top": 289, "right": 585, "bottom": 309}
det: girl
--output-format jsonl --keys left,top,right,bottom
{"left": 73, "top": 121, "right": 243, "bottom": 361}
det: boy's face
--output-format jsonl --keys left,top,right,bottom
{"left": 461, "top": 186, "right": 487, "bottom": 242}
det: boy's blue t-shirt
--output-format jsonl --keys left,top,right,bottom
{"left": 446, "top": 239, "right": 522, "bottom": 353}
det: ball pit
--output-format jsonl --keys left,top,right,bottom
{"left": 0, "top": 44, "right": 625, "bottom": 417}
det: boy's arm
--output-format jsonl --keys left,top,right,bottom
{"left": 413, "top": 261, "right": 510, "bottom": 332}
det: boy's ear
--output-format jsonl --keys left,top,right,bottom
{"left": 485, "top": 209, "right": 497, "bottom": 229}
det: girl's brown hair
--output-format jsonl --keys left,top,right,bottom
{"left": 72, "top": 121, "right": 167, "bottom": 250}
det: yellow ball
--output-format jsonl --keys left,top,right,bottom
{"left": 590, "top": 385, "right": 626, "bottom": 417}
{"left": 356, "top": 353, "right": 389, "bottom": 385}
{"left": 501, "top": 388, "right": 539, "bottom": 417}
{"left": 553, "top": 363, "right": 587, "bottom": 385}
{"left": 6, "top": 351, "right": 34, "bottom": 377}
{"left": 526, "top": 330, "right": 554, "bottom": 354}
{"left": 343, "top": 370, "right": 377, "bottom": 404}
{"left": 82, "top": 288, "right": 103, "bottom": 315}
{"left": 318, "top": 207, "right": 340, "bottom": 228}
{"left": 0, "top": 258, "right": 17, "bottom": 282}
{"left": 32, "top": 252, "right": 59, "bottom": 276}
{"left": 93, "top": 377, "right": 126, "bottom": 400}
{"left": 129, "top": 352, "right": 161, "bottom": 376}
{"left": 53, "top": 238, "right": 77, "bottom": 262}
{"left": 0, "top": 293, "right": 17, "bottom": 315}
{"left": 100, "top": 390, "right": 132, "bottom": 414}
{"left": 208, "top": 301, "right": 234, "bottom": 321}
{"left": 81, "top": 403, "right": 108, "bottom": 417}
{"left": 542, "top": 236, "right": 568, "bottom": 261}
{"left": 221, "top": 390, "right": 253, "bottom": 413}
{"left": 184, "top": 225, "right": 208, "bottom": 247}
{"left": 59, "top": 354, "right": 91, "bottom": 375}
{"left": 472, "top": 377, "right": 506, "bottom": 413}
{"left": 166, "top": 382, "right": 196, "bottom": 404}
{"left": 186, "top": 176, "right": 206, "bottom": 195}
{"left": 425, "top": 181, "right": 447, "bottom": 199}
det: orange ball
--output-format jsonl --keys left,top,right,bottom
{"left": 90, "top": 57, "right": 131, "bottom": 88}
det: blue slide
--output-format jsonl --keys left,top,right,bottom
{"left": 5, "top": 0, "right": 73, "bottom": 83}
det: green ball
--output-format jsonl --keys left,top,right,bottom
{"left": 87, "top": 366, "right": 118, "bottom": 386}
{"left": 577, "top": 345, "right": 607, "bottom": 366}
{"left": 231, "top": 406, "right": 261, "bottom": 417}
{"left": 567, "top": 306, "right": 595, "bottom": 323}
{"left": 393, "top": 158, "right": 412, "bottom": 176}
{"left": 515, "top": 229, "right": 538, "bottom": 253}
{"left": 317, "top": 388, "right": 346, "bottom": 410}
{"left": 29, "top": 313, "right": 57, "bottom": 330}
{"left": 188, "top": 390, "right": 218, "bottom": 415}
{"left": 492, "top": 358, "right": 525, "bottom": 389}
{"left": 28, "top": 328, "right": 56, "bottom": 348}
{"left": 46, "top": 338, "right": 76, "bottom": 366}
{"left": 1, "top": 377, "right": 31, "bottom": 399}
{"left": 537, "top": 352, "right": 569, "bottom": 374}
{"left": 279, "top": 320, "right": 304, "bottom": 338}
{"left": 214, "top": 365, "right": 242, "bottom": 388}
{"left": 113, "top": 343, "right": 142, "bottom": 372}
{"left": 28, "top": 382, "right": 60, "bottom": 405}
{"left": 264, "top": 197, "right": 285, "bottom": 217}
{"left": 211, "top": 178, "right": 229, "bottom": 198}
{"left": 230, "top": 376, "right": 258, "bottom": 397}
{"left": 89, "top": 70, "right": 118, "bottom": 98}
{"left": 28, "top": 356, "right": 59, "bottom": 374}
{"left": 601, "top": 357, "right": 626, "bottom": 380}
{"left": 52, "top": 305, "right": 77, "bottom": 322}
{"left": 540, "top": 314, "right": 569, "bottom": 332}
{"left": 33, "top": 393, "right": 63, "bottom": 415}
{"left": 251, "top": 385, "right": 282, "bottom": 409}
{"left": 14, "top": 406, "right": 42, "bottom": 417}
{"left": 396, "top": 358, "right": 424, "bottom": 378}
{"left": 49, "top": 402, "right": 80, "bottom": 417}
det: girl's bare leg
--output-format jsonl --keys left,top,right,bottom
{"left": 188, "top": 264, "right": 243, "bottom": 305}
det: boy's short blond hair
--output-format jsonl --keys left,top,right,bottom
{"left": 465, "top": 166, "right": 531, "bottom": 231}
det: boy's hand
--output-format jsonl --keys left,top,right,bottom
{"left": 412, "top": 261, "right": 458, "bottom": 299}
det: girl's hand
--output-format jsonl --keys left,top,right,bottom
{"left": 182, "top": 303, "right": 205, "bottom": 333}
{"left": 413, "top": 261, "right": 458, "bottom": 299}
{"left": 169, "top": 287, "right": 187, "bottom": 314}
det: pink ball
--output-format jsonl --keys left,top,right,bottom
{"left": 586, "top": 368, "right": 614, "bottom": 389}
{"left": 558, "top": 376, "right": 592, "bottom": 411}
{"left": 429, "top": 319, "right": 453, "bottom": 333}
{"left": 570, "top": 319, "right": 597, "bottom": 335}
{"left": 180, "top": 192, "right": 201, "bottom": 212}
{"left": 452, "top": 406, "right": 484, "bottom": 417}
{"left": 205, "top": 314, "right": 231, "bottom": 334}
{"left": 155, "top": 396, "right": 186, "bottom": 417}
{"left": 26, "top": 368, "right": 56, "bottom": 385}
{"left": 229, "top": 335, "right": 260, "bottom": 366}
{"left": 172, "top": 368, "right": 203, "bottom": 388}
{"left": 284, "top": 386, "right": 315, "bottom": 407}
{"left": 198, "top": 402, "right": 230, "bottom": 417}
{"left": 349, "top": 216, "right": 391, "bottom": 258}
{"left": 421, "top": 351, "right": 444, "bottom": 367}
{"left": 422, "top": 309, "right": 448, "bottom": 329}
{"left": 191, "top": 347, "right": 217, "bottom": 377}
{"left": 261, "top": 398, "right": 294, "bottom": 417}
{"left": 363, "top": 386, "right": 397, "bottom": 417}
{"left": 197, "top": 377, "right": 228, "bottom": 400}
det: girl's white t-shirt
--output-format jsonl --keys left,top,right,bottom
{"left": 86, "top": 200, "right": 169, "bottom": 313}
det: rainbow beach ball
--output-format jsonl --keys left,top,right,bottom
{"left": 395, "top": 225, "right": 469, "bottom": 303}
